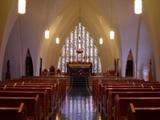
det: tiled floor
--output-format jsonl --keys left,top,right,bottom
{"left": 55, "top": 87, "right": 103, "bottom": 120}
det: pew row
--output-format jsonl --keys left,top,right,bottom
{"left": 128, "top": 103, "right": 160, "bottom": 120}
{"left": 0, "top": 76, "right": 69, "bottom": 120}
{"left": 0, "top": 102, "right": 27, "bottom": 120}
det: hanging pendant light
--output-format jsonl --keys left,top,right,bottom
{"left": 134, "top": 0, "right": 142, "bottom": 14}
{"left": 99, "top": 38, "right": 103, "bottom": 45}
{"left": 44, "top": 29, "right": 50, "bottom": 39}
{"left": 18, "top": 0, "right": 26, "bottom": 14}
{"left": 109, "top": 30, "right": 115, "bottom": 40}
{"left": 109, "top": 0, "right": 115, "bottom": 41}
{"left": 56, "top": 37, "right": 60, "bottom": 44}
{"left": 44, "top": 0, "right": 51, "bottom": 40}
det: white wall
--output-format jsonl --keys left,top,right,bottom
{"left": 2, "top": 20, "right": 21, "bottom": 80}
{"left": 114, "top": 0, "right": 153, "bottom": 79}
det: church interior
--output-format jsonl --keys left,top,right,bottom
{"left": 0, "top": 0, "right": 160, "bottom": 120}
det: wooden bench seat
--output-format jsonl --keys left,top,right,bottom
{"left": 90, "top": 78, "right": 160, "bottom": 120}
{"left": 105, "top": 87, "right": 160, "bottom": 100}
{"left": 0, "top": 86, "right": 55, "bottom": 117}
{"left": 106, "top": 91, "right": 160, "bottom": 120}
{"left": 114, "top": 96, "right": 160, "bottom": 120}
{"left": 0, "top": 76, "right": 68, "bottom": 120}
{"left": 0, "top": 95, "right": 40, "bottom": 120}
{"left": 0, "top": 90, "right": 48, "bottom": 119}
{"left": 0, "top": 102, "right": 27, "bottom": 120}
{"left": 128, "top": 103, "right": 160, "bottom": 120}
{"left": 98, "top": 86, "right": 160, "bottom": 113}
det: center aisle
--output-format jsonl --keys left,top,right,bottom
{"left": 54, "top": 87, "right": 102, "bottom": 120}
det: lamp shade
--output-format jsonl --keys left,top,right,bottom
{"left": 56, "top": 37, "right": 60, "bottom": 44}
{"left": 18, "top": 0, "right": 26, "bottom": 14}
{"left": 44, "top": 29, "right": 50, "bottom": 39}
{"left": 99, "top": 38, "right": 103, "bottom": 45}
{"left": 134, "top": 0, "right": 142, "bottom": 14}
{"left": 109, "top": 30, "right": 115, "bottom": 40}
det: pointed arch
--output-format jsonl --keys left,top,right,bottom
{"left": 58, "top": 22, "right": 102, "bottom": 73}
{"left": 125, "top": 50, "right": 134, "bottom": 77}
{"left": 25, "top": 49, "right": 33, "bottom": 76}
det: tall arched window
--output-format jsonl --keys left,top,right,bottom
{"left": 58, "top": 23, "right": 102, "bottom": 73}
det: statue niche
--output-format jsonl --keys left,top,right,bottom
{"left": 125, "top": 50, "right": 134, "bottom": 77}
{"left": 25, "top": 49, "right": 33, "bottom": 76}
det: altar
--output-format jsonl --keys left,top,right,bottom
{"left": 67, "top": 62, "right": 92, "bottom": 87}
{"left": 67, "top": 62, "right": 92, "bottom": 76}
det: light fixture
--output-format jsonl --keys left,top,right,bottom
{"left": 56, "top": 37, "right": 60, "bottom": 44}
{"left": 44, "top": 29, "right": 50, "bottom": 39}
{"left": 134, "top": 0, "right": 142, "bottom": 14}
{"left": 99, "top": 38, "right": 103, "bottom": 45}
{"left": 18, "top": 0, "right": 26, "bottom": 14}
{"left": 109, "top": 30, "right": 115, "bottom": 40}
{"left": 44, "top": 0, "right": 51, "bottom": 40}
{"left": 109, "top": 0, "right": 115, "bottom": 40}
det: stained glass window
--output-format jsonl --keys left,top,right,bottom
{"left": 58, "top": 23, "right": 102, "bottom": 73}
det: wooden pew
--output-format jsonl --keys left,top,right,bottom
{"left": 91, "top": 79, "right": 149, "bottom": 110}
{"left": 105, "top": 87, "right": 160, "bottom": 101}
{"left": 106, "top": 91, "right": 160, "bottom": 120}
{"left": 0, "top": 86, "right": 55, "bottom": 118}
{"left": 90, "top": 78, "right": 160, "bottom": 120}
{"left": 0, "top": 95, "right": 40, "bottom": 120}
{"left": 128, "top": 103, "right": 160, "bottom": 120}
{"left": 0, "top": 90, "right": 48, "bottom": 119}
{"left": 114, "top": 96, "right": 160, "bottom": 120}
{"left": 0, "top": 76, "right": 68, "bottom": 119}
{"left": 12, "top": 82, "right": 65, "bottom": 113}
{"left": 100, "top": 82, "right": 160, "bottom": 115}
{"left": 101, "top": 86, "right": 157, "bottom": 115}
{"left": 0, "top": 82, "right": 65, "bottom": 118}
{"left": 0, "top": 102, "right": 27, "bottom": 120}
